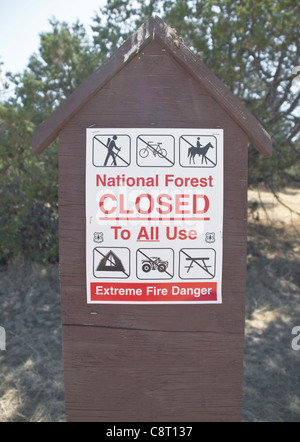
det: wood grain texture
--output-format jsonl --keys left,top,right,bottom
{"left": 58, "top": 39, "right": 248, "bottom": 422}
{"left": 62, "top": 326, "right": 244, "bottom": 422}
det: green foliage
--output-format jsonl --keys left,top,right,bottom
{"left": 0, "top": 102, "right": 58, "bottom": 264}
{"left": 0, "top": 20, "right": 99, "bottom": 265}
{"left": 7, "top": 20, "right": 100, "bottom": 121}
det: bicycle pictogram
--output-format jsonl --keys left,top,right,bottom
{"left": 139, "top": 141, "right": 167, "bottom": 159}
{"left": 137, "top": 135, "right": 175, "bottom": 167}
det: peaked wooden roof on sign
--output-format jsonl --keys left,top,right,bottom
{"left": 33, "top": 16, "right": 272, "bottom": 157}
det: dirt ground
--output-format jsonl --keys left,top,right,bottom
{"left": 243, "top": 186, "right": 300, "bottom": 422}
{"left": 0, "top": 187, "right": 299, "bottom": 422}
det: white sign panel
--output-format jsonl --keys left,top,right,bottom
{"left": 86, "top": 128, "right": 223, "bottom": 304}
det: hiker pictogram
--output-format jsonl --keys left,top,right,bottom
{"left": 92, "top": 134, "right": 131, "bottom": 167}
{"left": 93, "top": 247, "right": 130, "bottom": 278}
{"left": 104, "top": 136, "right": 120, "bottom": 166}
{"left": 137, "top": 134, "right": 175, "bottom": 167}
{"left": 179, "top": 248, "right": 216, "bottom": 280}
{"left": 179, "top": 135, "right": 217, "bottom": 167}
{"left": 137, "top": 248, "right": 174, "bottom": 280}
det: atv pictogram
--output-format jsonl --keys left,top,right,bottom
{"left": 141, "top": 257, "right": 169, "bottom": 273}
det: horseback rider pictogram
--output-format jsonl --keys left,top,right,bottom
{"left": 180, "top": 135, "right": 216, "bottom": 167}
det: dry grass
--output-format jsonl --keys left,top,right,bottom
{"left": 243, "top": 187, "right": 300, "bottom": 422}
{"left": 0, "top": 187, "right": 299, "bottom": 422}
{"left": 0, "top": 264, "right": 65, "bottom": 422}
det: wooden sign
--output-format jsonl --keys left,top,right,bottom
{"left": 33, "top": 17, "right": 271, "bottom": 422}
{"left": 86, "top": 128, "right": 224, "bottom": 304}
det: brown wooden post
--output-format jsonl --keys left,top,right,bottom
{"left": 33, "top": 17, "right": 271, "bottom": 422}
